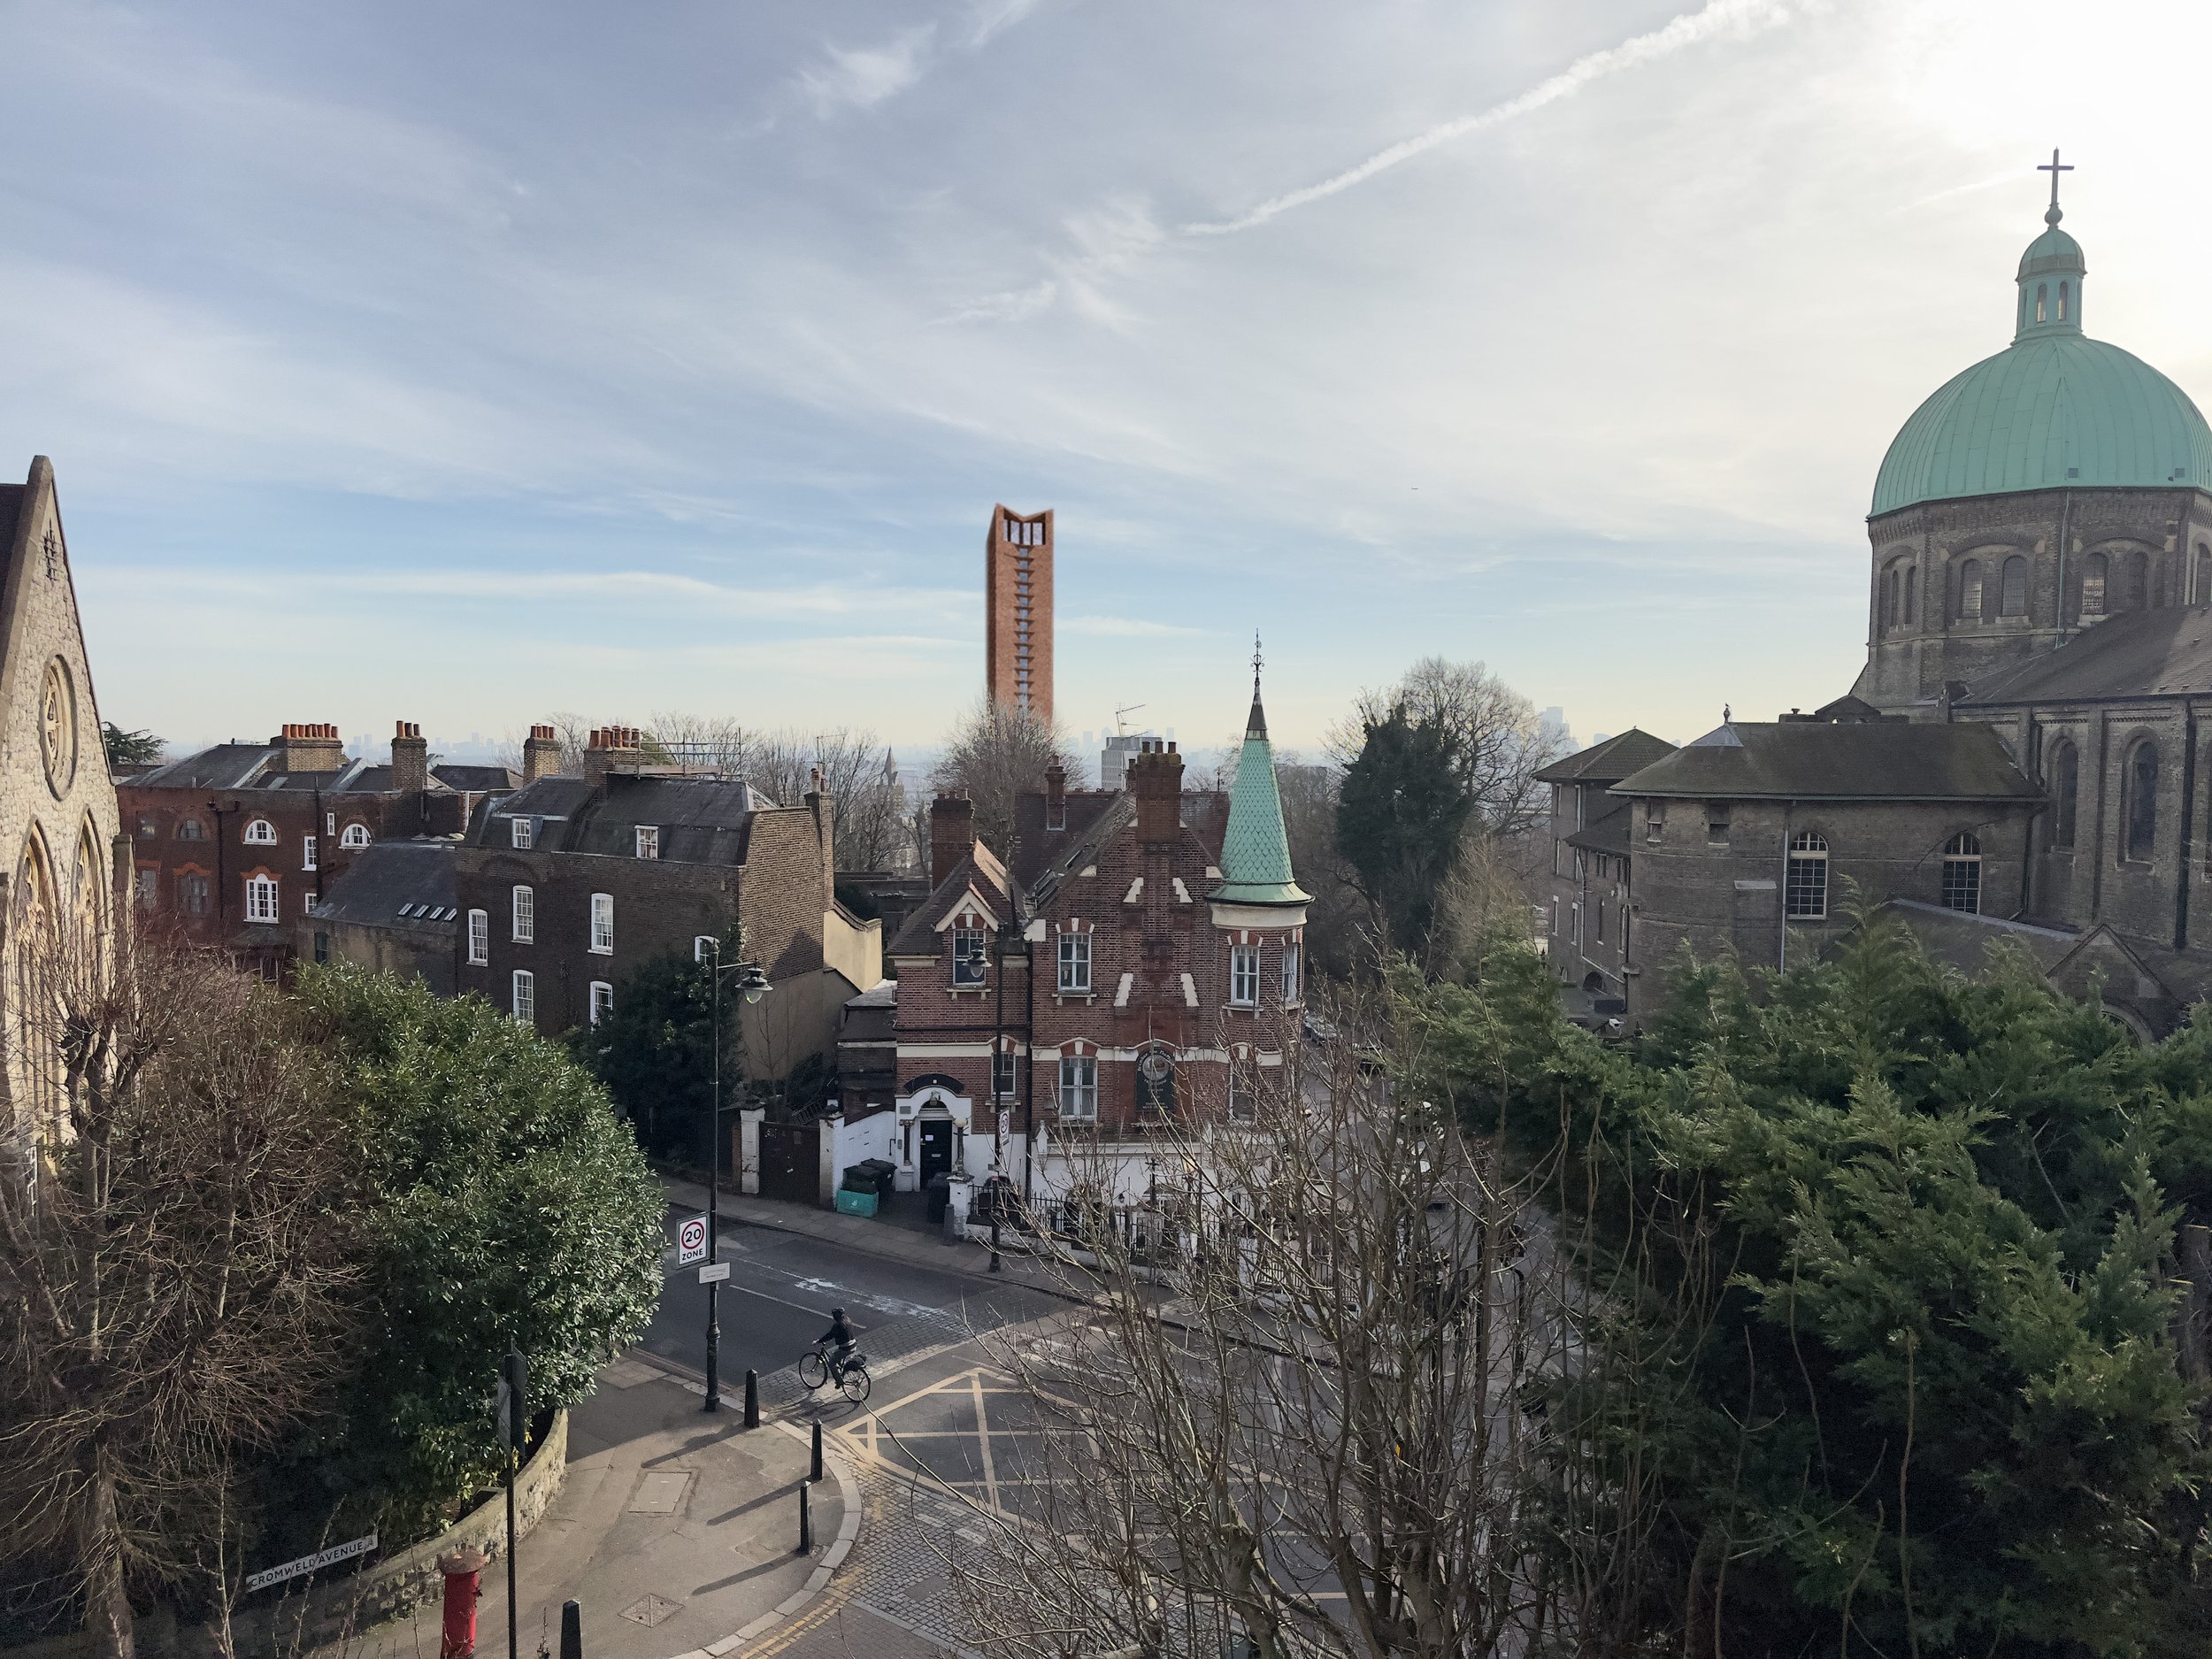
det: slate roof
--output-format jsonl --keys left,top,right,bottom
{"left": 473, "top": 772, "right": 773, "bottom": 863}
{"left": 1612, "top": 720, "right": 2039, "bottom": 802}
{"left": 1565, "top": 800, "right": 1632, "bottom": 856}
{"left": 309, "top": 840, "right": 459, "bottom": 931}
{"left": 434, "top": 763, "right": 519, "bottom": 793}
{"left": 133, "top": 745, "right": 457, "bottom": 795}
{"left": 1870, "top": 898, "right": 2076, "bottom": 977}
{"left": 1958, "top": 605, "right": 2212, "bottom": 705}
{"left": 1532, "top": 728, "right": 1678, "bottom": 784}
{"left": 885, "top": 841, "right": 1018, "bottom": 958}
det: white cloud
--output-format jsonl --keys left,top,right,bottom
{"left": 796, "top": 27, "right": 938, "bottom": 116}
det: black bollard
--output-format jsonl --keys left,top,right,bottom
{"left": 558, "top": 1601, "right": 582, "bottom": 1659}
{"left": 990, "top": 1215, "right": 1002, "bottom": 1273}
{"left": 797, "top": 1479, "right": 813, "bottom": 1555}
{"left": 742, "top": 1368, "right": 759, "bottom": 1429}
{"left": 810, "top": 1418, "right": 824, "bottom": 1482}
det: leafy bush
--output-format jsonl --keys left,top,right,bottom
{"left": 288, "top": 965, "right": 664, "bottom": 1541}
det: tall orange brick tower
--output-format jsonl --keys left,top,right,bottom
{"left": 985, "top": 505, "right": 1053, "bottom": 726}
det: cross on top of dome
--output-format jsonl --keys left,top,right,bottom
{"left": 2038, "top": 147, "right": 2073, "bottom": 225}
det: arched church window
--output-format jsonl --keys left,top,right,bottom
{"left": 2124, "top": 549, "right": 2149, "bottom": 611}
{"left": 2059, "top": 280, "right": 2070, "bottom": 321}
{"left": 1958, "top": 559, "right": 1984, "bottom": 623}
{"left": 1785, "top": 831, "right": 1828, "bottom": 919}
{"left": 1940, "top": 833, "right": 1982, "bottom": 913}
{"left": 2126, "top": 741, "right": 2159, "bottom": 863}
{"left": 2081, "top": 553, "right": 2108, "bottom": 618}
{"left": 1902, "top": 566, "right": 1916, "bottom": 625}
{"left": 1879, "top": 568, "right": 1897, "bottom": 631}
{"left": 2036, "top": 282, "right": 2048, "bottom": 324}
{"left": 2000, "top": 556, "right": 2027, "bottom": 618}
{"left": 2196, "top": 544, "right": 2211, "bottom": 604}
{"left": 2049, "top": 739, "right": 2079, "bottom": 849}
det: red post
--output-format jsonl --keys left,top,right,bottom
{"left": 440, "top": 1548, "right": 488, "bottom": 1659}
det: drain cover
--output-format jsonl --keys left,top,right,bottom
{"left": 627, "top": 1471, "right": 691, "bottom": 1514}
{"left": 618, "top": 1594, "right": 681, "bottom": 1627}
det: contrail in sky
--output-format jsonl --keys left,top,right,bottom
{"left": 1181, "top": 0, "right": 1793, "bottom": 237}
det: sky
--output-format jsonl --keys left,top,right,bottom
{"left": 10, "top": 0, "right": 2212, "bottom": 768}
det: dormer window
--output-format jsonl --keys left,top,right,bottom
{"left": 510, "top": 817, "right": 533, "bottom": 850}
{"left": 636, "top": 826, "right": 660, "bottom": 859}
{"left": 340, "top": 823, "right": 370, "bottom": 849}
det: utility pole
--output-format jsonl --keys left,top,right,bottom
{"left": 703, "top": 940, "right": 772, "bottom": 1413}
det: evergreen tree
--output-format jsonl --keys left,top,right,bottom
{"left": 1410, "top": 918, "right": 2212, "bottom": 1656}
{"left": 1335, "top": 702, "right": 1474, "bottom": 961}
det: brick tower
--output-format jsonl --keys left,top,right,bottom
{"left": 985, "top": 505, "right": 1053, "bottom": 726}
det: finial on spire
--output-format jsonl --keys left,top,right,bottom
{"left": 1252, "top": 630, "right": 1263, "bottom": 698}
{"left": 2038, "top": 146, "right": 2072, "bottom": 225}
{"left": 1723, "top": 703, "right": 1732, "bottom": 723}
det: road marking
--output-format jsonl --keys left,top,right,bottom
{"left": 969, "top": 1373, "right": 1000, "bottom": 1512}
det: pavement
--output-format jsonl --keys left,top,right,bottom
{"left": 351, "top": 1357, "right": 855, "bottom": 1659}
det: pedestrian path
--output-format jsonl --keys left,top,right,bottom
{"left": 349, "top": 1360, "right": 853, "bottom": 1659}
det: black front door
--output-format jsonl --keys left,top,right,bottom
{"left": 918, "top": 1119, "right": 953, "bottom": 1183}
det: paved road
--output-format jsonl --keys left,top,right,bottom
{"left": 642, "top": 1208, "right": 1055, "bottom": 1406}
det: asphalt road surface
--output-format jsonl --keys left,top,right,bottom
{"left": 640, "top": 1207, "right": 1054, "bottom": 1400}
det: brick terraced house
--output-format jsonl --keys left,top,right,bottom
{"left": 452, "top": 725, "right": 881, "bottom": 1065}
{"left": 119, "top": 720, "right": 514, "bottom": 977}
{"left": 885, "top": 672, "right": 1308, "bottom": 1209}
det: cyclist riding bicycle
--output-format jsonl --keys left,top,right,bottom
{"left": 818, "top": 1307, "right": 856, "bottom": 1379}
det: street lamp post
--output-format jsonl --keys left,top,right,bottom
{"left": 703, "top": 941, "right": 772, "bottom": 1414}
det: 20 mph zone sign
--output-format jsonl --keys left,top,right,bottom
{"left": 678, "top": 1215, "right": 709, "bottom": 1267}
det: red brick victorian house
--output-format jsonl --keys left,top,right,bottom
{"left": 885, "top": 673, "right": 1309, "bottom": 1210}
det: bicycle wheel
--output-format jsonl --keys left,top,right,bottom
{"left": 840, "top": 1362, "right": 872, "bottom": 1404}
{"left": 799, "top": 1349, "right": 828, "bottom": 1390}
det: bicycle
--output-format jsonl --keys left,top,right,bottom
{"left": 799, "top": 1342, "right": 872, "bottom": 1403}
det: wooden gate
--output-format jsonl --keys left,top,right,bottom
{"left": 758, "top": 1120, "right": 819, "bottom": 1206}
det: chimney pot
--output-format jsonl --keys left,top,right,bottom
{"left": 929, "top": 793, "right": 975, "bottom": 887}
{"left": 391, "top": 720, "right": 429, "bottom": 795}
{"left": 522, "top": 724, "right": 562, "bottom": 783}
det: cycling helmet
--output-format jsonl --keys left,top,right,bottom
{"left": 832, "top": 1306, "right": 846, "bottom": 1317}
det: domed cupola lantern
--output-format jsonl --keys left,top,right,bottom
{"left": 2016, "top": 150, "right": 2085, "bottom": 340}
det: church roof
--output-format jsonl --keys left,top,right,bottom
{"left": 1956, "top": 605, "right": 2212, "bottom": 704}
{"left": 1532, "top": 727, "right": 1677, "bottom": 783}
{"left": 1871, "top": 193, "right": 2212, "bottom": 517}
{"left": 1207, "top": 682, "right": 1308, "bottom": 908}
{"left": 1612, "top": 721, "right": 2039, "bottom": 803}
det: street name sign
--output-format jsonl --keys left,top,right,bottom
{"left": 245, "top": 1533, "right": 378, "bottom": 1594}
{"left": 678, "top": 1215, "right": 709, "bottom": 1266}
{"left": 698, "top": 1262, "right": 731, "bottom": 1284}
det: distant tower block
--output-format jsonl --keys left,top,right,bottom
{"left": 986, "top": 505, "right": 1054, "bottom": 726}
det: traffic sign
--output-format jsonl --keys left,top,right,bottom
{"left": 698, "top": 1262, "right": 730, "bottom": 1284}
{"left": 245, "top": 1533, "right": 378, "bottom": 1594}
{"left": 678, "top": 1215, "right": 708, "bottom": 1266}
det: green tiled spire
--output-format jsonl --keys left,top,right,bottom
{"left": 1209, "top": 643, "right": 1309, "bottom": 908}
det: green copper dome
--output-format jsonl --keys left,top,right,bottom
{"left": 1870, "top": 201, "right": 2212, "bottom": 518}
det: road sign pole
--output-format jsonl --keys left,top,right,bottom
{"left": 500, "top": 1349, "right": 527, "bottom": 1659}
{"left": 705, "top": 950, "right": 722, "bottom": 1414}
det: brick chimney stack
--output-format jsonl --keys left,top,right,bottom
{"left": 582, "top": 725, "right": 643, "bottom": 789}
{"left": 930, "top": 793, "right": 974, "bottom": 887}
{"left": 1128, "top": 738, "right": 1183, "bottom": 846}
{"left": 391, "top": 720, "right": 428, "bottom": 794}
{"left": 274, "top": 722, "right": 346, "bottom": 775}
{"left": 1045, "top": 762, "right": 1066, "bottom": 827}
{"left": 522, "top": 724, "right": 561, "bottom": 783}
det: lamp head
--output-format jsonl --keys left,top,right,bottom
{"left": 738, "top": 963, "right": 772, "bottom": 1005}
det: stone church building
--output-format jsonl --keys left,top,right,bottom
{"left": 1547, "top": 174, "right": 2212, "bottom": 1037}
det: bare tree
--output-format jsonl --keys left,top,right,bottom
{"left": 1331, "top": 657, "right": 1563, "bottom": 841}
{"left": 644, "top": 716, "right": 910, "bottom": 873}
{"left": 930, "top": 700, "right": 1082, "bottom": 856}
{"left": 941, "top": 995, "right": 1656, "bottom": 1657}
{"left": 0, "top": 925, "right": 358, "bottom": 1659}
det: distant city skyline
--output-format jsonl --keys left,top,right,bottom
{"left": 13, "top": 2, "right": 2208, "bottom": 757}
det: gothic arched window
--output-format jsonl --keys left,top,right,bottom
{"left": 1902, "top": 565, "right": 1916, "bottom": 624}
{"left": 1880, "top": 568, "right": 1898, "bottom": 631}
{"left": 2081, "top": 552, "right": 2108, "bottom": 618}
{"left": 2050, "top": 739, "right": 2079, "bottom": 849}
{"left": 2126, "top": 741, "right": 2160, "bottom": 863}
{"left": 1958, "top": 559, "right": 1984, "bottom": 623}
{"left": 2000, "top": 555, "right": 2027, "bottom": 618}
